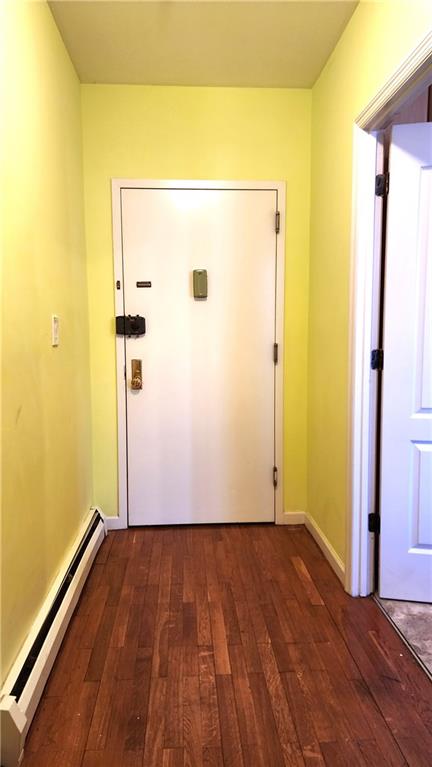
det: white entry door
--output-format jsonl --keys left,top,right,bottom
{"left": 379, "top": 124, "right": 432, "bottom": 601}
{"left": 116, "top": 184, "right": 282, "bottom": 526}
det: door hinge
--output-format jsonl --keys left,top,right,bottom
{"left": 371, "top": 348, "right": 384, "bottom": 371}
{"left": 375, "top": 173, "right": 389, "bottom": 197}
{"left": 273, "top": 466, "right": 278, "bottom": 488}
{"left": 275, "top": 211, "right": 280, "bottom": 234}
{"left": 368, "top": 512, "right": 380, "bottom": 534}
{"left": 124, "top": 365, "right": 126, "bottom": 380}
{"left": 273, "top": 343, "right": 279, "bottom": 364}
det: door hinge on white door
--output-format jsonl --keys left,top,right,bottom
{"left": 273, "top": 466, "right": 278, "bottom": 488}
{"left": 273, "top": 343, "right": 279, "bottom": 364}
{"left": 371, "top": 349, "right": 384, "bottom": 371}
{"left": 368, "top": 512, "right": 380, "bottom": 534}
{"left": 375, "top": 173, "right": 389, "bottom": 197}
{"left": 275, "top": 211, "right": 280, "bottom": 234}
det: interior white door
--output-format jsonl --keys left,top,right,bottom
{"left": 120, "top": 187, "right": 278, "bottom": 526}
{"left": 379, "top": 123, "right": 432, "bottom": 601}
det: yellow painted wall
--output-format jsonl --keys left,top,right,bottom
{"left": 308, "top": 0, "right": 432, "bottom": 560}
{"left": 1, "top": 1, "right": 92, "bottom": 682}
{"left": 2, "top": 7, "right": 427, "bottom": 683}
{"left": 81, "top": 85, "right": 311, "bottom": 519}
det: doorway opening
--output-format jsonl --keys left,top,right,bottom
{"left": 348, "top": 35, "right": 432, "bottom": 676}
{"left": 373, "top": 87, "right": 432, "bottom": 679}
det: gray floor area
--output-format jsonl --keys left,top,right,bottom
{"left": 378, "top": 598, "right": 432, "bottom": 675}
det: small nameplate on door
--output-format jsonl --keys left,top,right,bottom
{"left": 193, "top": 269, "right": 208, "bottom": 299}
{"left": 136, "top": 281, "right": 152, "bottom": 288}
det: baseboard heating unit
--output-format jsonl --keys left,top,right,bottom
{"left": 0, "top": 508, "right": 106, "bottom": 767}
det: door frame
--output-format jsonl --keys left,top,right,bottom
{"left": 111, "top": 179, "right": 286, "bottom": 530}
{"left": 347, "top": 31, "right": 432, "bottom": 595}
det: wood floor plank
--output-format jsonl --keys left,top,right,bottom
{"left": 209, "top": 601, "right": 231, "bottom": 674}
{"left": 21, "top": 525, "right": 432, "bottom": 767}
{"left": 183, "top": 675, "right": 204, "bottom": 767}
{"left": 151, "top": 601, "right": 170, "bottom": 677}
{"left": 117, "top": 587, "right": 147, "bottom": 680}
{"left": 105, "top": 559, "right": 127, "bottom": 608}
{"left": 202, "top": 746, "right": 224, "bottom": 767}
{"left": 220, "top": 583, "right": 241, "bottom": 646}
{"left": 183, "top": 601, "right": 198, "bottom": 646}
{"left": 291, "top": 556, "right": 324, "bottom": 606}
{"left": 85, "top": 605, "right": 117, "bottom": 682}
{"left": 123, "top": 528, "right": 153, "bottom": 588}
{"left": 248, "top": 672, "right": 285, "bottom": 767}
{"left": 232, "top": 596, "right": 262, "bottom": 673}
{"left": 357, "top": 739, "right": 403, "bottom": 767}
{"left": 282, "top": 671, "right": 325, "bottom": 766}
{"left": 86, "top": 646, "right": 119, "bottom": 750}
{"left": 228, "top": 644, "right": 259, "bottom": 750}
{"left": 198, "top": 647, "right": 221, "bottom": 748}
{"left": 76, "top": 565, "right": 105, "bottom": 617}
{"left": 22, "top": 747, "right": 85, "bottom": 767}
{"left": 165, "top": 644, "right": 183, "bottom": 748}
{"left": 94, "top": 532, "right": 114, "bottom": 565}
{"left": 169, "top": 581, "right": 184, "bottom": 646}
{"left": 143, "top": 677, "right": 167, "bottom": 767}
{"left": 349, "top": 678, "right": 407, "bottom": 767}
{"left": 159, "top": 549, "right": 173, "bottom": 605}
{"left": 147, "top": 539, "right": 163, "bottom": 587}
{"left": 183, "top": 644, "right": 200, "bottom": 677}
{"left": 196, "top": 585, "right": 212, "bottom": 647}
{"left": 319, "top": 739, "right": 367, "bottom": 766}
{"left": 203, "top": 537, "right": 220, "bottom": 603}
{"left": 124, "top": 647, "right": 153, "bottom": 751}
{"left": 215, "top": 674, "right": 244, "bottom": 767}
{"left": 43, "top": 615, "right": 87, "bottom": 697}
{"left": 162, "top": 748, "right": 184, "bottom": 767}
{"left": 110, "top": 583, "right": 134, "bottom": 648}
{"left": 315, "top": 641, "right": 373, "bottom": 742}
{"left": 295, "top": 668, "right": 336, "bottom": 744}
{"left": 183, "top": 555, "right": 195, "bottom": 603}
{"left": 42, "top": 648, "right": 98, "bottom": 753}
{"left": 82, "top": 750, "right": 143, "bottom": 767}
{"left": 256, "top": 643, "right": 304, "bottom": 766}
{"left": 24, "top": 698, "right": 63, "bottom": 755}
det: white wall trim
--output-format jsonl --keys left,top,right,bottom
{"left": 348, "top": 31, "right": 432, "bottom": 596}
{"left": 281, "top": 510, "right": 306, "bottom": 525}
{"left": 103, "top": 514, "right": 126, "bottom": 531}
{"left": 304, "top": 514, "right": 345, "bottom": 587}
{"left": 346, "top": 126, "right": 378, "bottom": 597}
{"left": 356, "top": 30, "right": 432, "bottom": 131}
{"left": 0, "top": 509, "right": 105, "bottom": 767}
{"left": 111, "top": 179, "right": 286, "bottom": 529}
{"left": 282, "top": 510, "right": 345, "bottom": 586}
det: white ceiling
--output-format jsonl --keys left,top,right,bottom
{"left": 49, "top": 0, "right": 358, "bottom": 88}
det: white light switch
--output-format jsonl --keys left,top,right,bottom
{"left": 51, "top": 314, "right": 59, "bottom": 347}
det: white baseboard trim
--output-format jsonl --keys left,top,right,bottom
{"left": 304, "top": 513, "right": 345, "bottom": 587}
{"left": 281, "top": 510, "right": 306, "bottom": 525}
{"left": 282, "top": 509, "right": 345, "bottom": 586}
{"left": 103, "top": 514, "right": 127, "bottom": 530}
{"left": 0, "top": 508, "right": 105, "bottom": 767}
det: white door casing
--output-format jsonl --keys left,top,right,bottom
{"left": 112, "top": 181, "right": 285, "bottom": 528}
{"left": 379, "top": 124, "right": 432, "bottom": 601}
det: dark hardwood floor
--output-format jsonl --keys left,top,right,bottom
{"left": 22, "top": 525, "right": 432, "bottom": 766}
